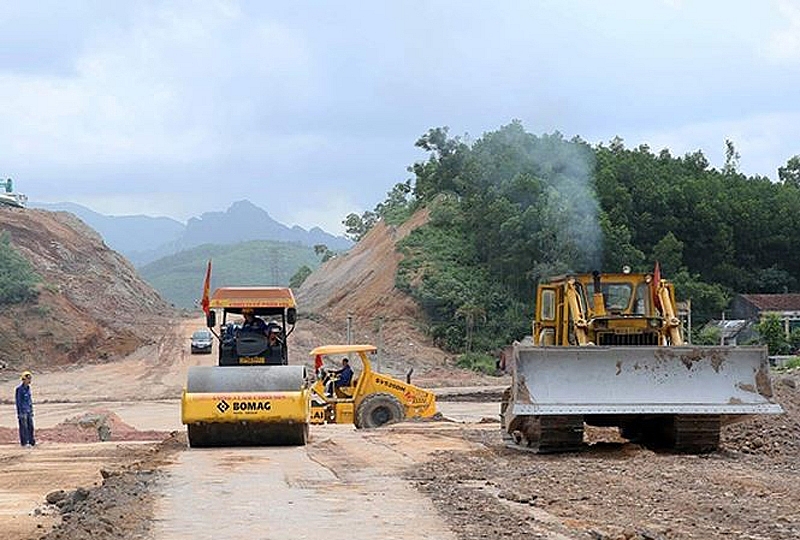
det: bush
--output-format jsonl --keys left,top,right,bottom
{"left": 779, "top": 357, "right": 800, "bottom": 370}
{"left": 0, "top": 231, "right": 40, "bottom": 304}
{"left": 455, "top": 352, "right": 497, "bottom": 375}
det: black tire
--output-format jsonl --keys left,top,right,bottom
{"left": 187, "top": 424, "right": 208, "bottom": 448}
{"left": 290, "top": 423, "right": 310, "bottom": 446}
{"left": 355, "top": 393, "right": 405, "bottom": 429}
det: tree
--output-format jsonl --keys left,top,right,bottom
{"left": 313, "top": 244, "right": 335, "bottom": 263}
{"left": 778, "top": 155, "right": 800, "bottom": 187}
{"left": 289, "top": 265, "right": 313, "bottom": 289}
{"left": 375, "top": 180, "right": 414, "bottom": 225}
{"left": 755, "top": 313, "right": 790, "bottom": 355}
{"left": 695, "top": 324, "right": 722, "bottom": 345}
{"left": 652, "top": 232, "right": 684, "bottom": 277}
{"left": 722, "top": 139, "right": 740, "bottom": 175}
{"left": 343, "top": 211, "right": 378, "bottom": 242}
{"left": 455, "top": 302, "right": 486, "bottom": 353}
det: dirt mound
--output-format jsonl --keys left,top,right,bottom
{"left": 0, "top": 207, "right": 175, "bottom": 376}
{"left": 0, "top": 409, "right": 172, "bottom": 444}
{"left": 39, "top": 432, "right": 186, "bottom": 540}
{"left": 721, "top": 369, "right": 800, "bottom": 455}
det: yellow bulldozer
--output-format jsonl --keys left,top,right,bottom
{"left": 181, "top": 286, "right": 310, "bottom": 447}
{"left": 502, "top": 268, "right": 783, "bottom": 453}
{"left": 308, "top": 344, "right": 437, "bottom": 428}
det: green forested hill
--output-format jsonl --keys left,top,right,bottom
{"left": 139, "top": 240, "right": 321, "bottom": 309}
{"left": 347, "top": 121, "right": 800, "bottom": 357}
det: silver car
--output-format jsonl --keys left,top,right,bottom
{"left": 190, "top": 329, "right": 213, "bottom": 354}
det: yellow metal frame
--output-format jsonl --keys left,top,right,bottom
{"left": 533, "top": 272, "right": 684, "bottom": 347}
{"left": 182, "top": 388, "right": 310, "bottom": 424}
{"left": 308, "top": 344, "right": 437, "bottom": 425}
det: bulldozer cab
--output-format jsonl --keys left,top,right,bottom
{"left": 206, "top": 287, "right": 297, "bottom": 366}
{"left": 533, "top": 271, "right": 678, "bottom": 347}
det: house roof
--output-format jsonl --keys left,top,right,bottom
{"left": 708, "top": 319, "right": 748, "bottom": 338}
{"left": 740, "top": 294, "right": 800, "bottom": 311}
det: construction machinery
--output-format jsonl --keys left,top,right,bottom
{"left": 181, "top": 287, "right": 310, "bottom": 447}
{"left": 308, "top": 344, "right": 437, "bottom": 428}
{"left": 502, "top": 268, "right": 783, "bottom": 453}
{"left": 0, "top": 178, "right": 27, "bottom": 208}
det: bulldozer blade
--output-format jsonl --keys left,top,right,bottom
{"left": 510, "top": 345, "right": 783, "bottom": 416}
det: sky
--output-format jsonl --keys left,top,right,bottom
{"left": 2, "top": 1, "right": 799, "bottom": 235}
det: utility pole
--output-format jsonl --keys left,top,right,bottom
{"left": 376, "top": 316, "right": 384, "bottom": 373}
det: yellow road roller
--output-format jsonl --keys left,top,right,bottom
{"left": 181, "top": 286, "right": 310, "bottom": 447}
{"left": 309, "top": 344, "right": 437, "bottom": 428}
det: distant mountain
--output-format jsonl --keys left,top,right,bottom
{"left": 33, "top": 200, "right": 352, "bottom": 266}
{"left": 139, "top": 239, "right": 321, "bottom": 308}
{"left": 32, "top": 202, "right": 184, "bottom": 256}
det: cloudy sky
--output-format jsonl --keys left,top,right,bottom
{"left": 2, "top": 1, "right": 799, "bottom": 234}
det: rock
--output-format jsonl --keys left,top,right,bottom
{"left": 100, "top": 469, "right": 120, "bottom": 479}
{"left": 46, "top": 490, "right": 68, "bottom": 505}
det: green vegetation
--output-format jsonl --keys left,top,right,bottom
{"left": 362, "top": 121, "right": 800, "bottom": 362}
{"left": 779, "top": 357, "right": 800, "bottom": 370}
{"left": 289, "top": 265, "right": 313, "bottom": 289}
{"left": 756, "top": 314, "right": 793, "bottom": 355}
{"left": 455, "top": 351, "right": 497, "bottom": 375}
{"left": 343, "top": 180, "right": 414, "bottom": 241}
{"left": 0, "top": 231, "right": 40, "bottom": 304}
{"left": 139, "top": 240, "right": 321, "bottom": 308}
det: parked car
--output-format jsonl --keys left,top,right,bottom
{"left": 190, "top": 329, "right": 213, "bottom": 354}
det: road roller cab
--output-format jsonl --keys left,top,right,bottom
{"left": 181, "top": 286, "right": 310, "bottom": 447}
{"left": 206, "top": 287, "right": 297, "bottom": 366}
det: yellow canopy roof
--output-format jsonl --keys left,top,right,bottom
{"left": 309, "top": 344, "right": 377, "bottom": 356}
{"left": 209, "top": 287, "right": 296, "bottom": 309}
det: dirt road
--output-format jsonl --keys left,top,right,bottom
{"left": 152, "top": 424, "right": 472, "bottom": 540}
{"left": 2, "top": 316, "right": 799, "bottom": 540}
{"left": 0, "top": 316, "right": 496, "bottom": 540}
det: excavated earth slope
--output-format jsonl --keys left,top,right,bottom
{"left": 0, "top": 206, "right": 174, "bottom": 374}
{"left": 294, "top": 208, "right": 498, "bottom": 386}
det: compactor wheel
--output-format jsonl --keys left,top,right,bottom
{"left": 355, "top": 393, "right": 405, "bottom": 429}
{"left": 187, "top": 422, "right": 309, "bottom": 447}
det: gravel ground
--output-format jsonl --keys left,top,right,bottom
{"left": 18, "top": 371, "right": 798, "bottom": 540}
{"left": 406, "top": 371, "right": 800, "bottom": 540}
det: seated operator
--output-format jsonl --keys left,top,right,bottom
{"left": 240, "top": 308, "right": 269, "bottom": 335}
{"left": 325, "top": 358, "right": 354, "bottom": 396}
{"left": 266, "top": 326, "right": 283, "bottom": 360}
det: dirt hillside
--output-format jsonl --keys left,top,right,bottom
{"left": 294, "top": 209, "right": 498, "bottom": 386}
{"left": 0, "top": 206, "right": 175, "bottom": 376}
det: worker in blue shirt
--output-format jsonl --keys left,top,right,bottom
{"left": 325, "top": 358, "right": 354, "bottom": 396}
{"left": 15, "top": 371, "right": 35, "bottom": 447}
{"left": 240, "top": 308, "right": 269, "bottom": 335}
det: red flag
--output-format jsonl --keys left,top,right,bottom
{"left": 652, "top": 260, "right": 662, "bottom": 312}
{"left": 201, "top": 259, "right": 212, "bottom": 316}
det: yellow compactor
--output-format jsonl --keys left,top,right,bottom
{"left": 181, "top": 287, "right": 310, "bottom": 447}
{"left": 308, "top": 344, "right": 437, "bottom": 428}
